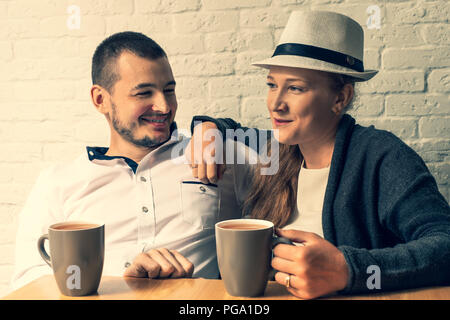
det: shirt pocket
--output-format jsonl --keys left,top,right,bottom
{"left": 180, "top": 181, "right": 221, "bottom": 230}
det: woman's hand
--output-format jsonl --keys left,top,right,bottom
{"left": 186, "top": 121, "right": 226, "bottom": 184}
{"left": 272, "top": 229, "right": 350, "bottom": 299}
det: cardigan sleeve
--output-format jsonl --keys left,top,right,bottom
{"left": 190, "top": 116, "right": 272, "bottom": 153}
{"left": 338, "top": 135, "right": 450, "bottom": 294}
{"left": 191, "top": 116, "right": 243, "bottom": 136}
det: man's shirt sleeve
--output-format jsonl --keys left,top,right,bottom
{"left": 11, "top": 168, "right": 62, "bottom": 290}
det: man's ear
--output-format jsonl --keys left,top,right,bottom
{"left": 332, "top": 83, "right": 354, "bottom": 115}
{"left": 91, "top": 85, "right": 110, "bottom": 115}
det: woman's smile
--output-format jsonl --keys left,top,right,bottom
{"left": 273, "top": 117, "right": 294, "bottom": 127}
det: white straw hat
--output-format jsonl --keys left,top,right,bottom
{"left": 252, "top": 10, "right": 378, "bottom": 81}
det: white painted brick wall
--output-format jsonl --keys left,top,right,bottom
{"left": 0, "top": 0, "right": 448, "bottom": 297}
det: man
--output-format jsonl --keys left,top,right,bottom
{"left": 11, "top": 32, "right": 251, "bottom": 289}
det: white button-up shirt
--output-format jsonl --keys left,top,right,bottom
{"left": 11, "top": 130, "right": 253, "bottom": 290}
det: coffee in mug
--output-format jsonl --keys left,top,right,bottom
{"left": 37, "top": 221, "right": 104, "bottom": 296}
{"left": 52, "top": 223, "right": 100, "bottom": 231}
{"left": 219, "top": 223, "right": 267, "bottom": 230}
{"left": 215, "top": 219, "right": 292, "bottom": 297}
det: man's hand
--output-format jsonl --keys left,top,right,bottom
{"left": 272, "top": 229, "right": 349, "bottom": 299}
{"left": 186, "top": 121, "right": 226, "bottom": 184}
{"left": 123, "top": 248, "right": 194, "bottom": 279}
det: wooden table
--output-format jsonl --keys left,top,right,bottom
{"left": 3, "top": 275, "right": 450, "bottom": 300}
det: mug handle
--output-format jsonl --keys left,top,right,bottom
{"left": 37, "top": 234, "right": 52, "bottom": 267}
{"left": 272, "top": 235, "right": 293, "bottom": 248}
{"left": 268, "top": 235, "right": 294, "bottom": 280}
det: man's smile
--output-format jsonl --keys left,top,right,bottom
{"left": 139, "top": 112, "right": 171, "bottom": 128}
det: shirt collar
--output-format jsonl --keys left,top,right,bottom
{"left": 86, "top": 122, "right": 184, "bottom": 173}
{"left": 86, "top": 146, "right": 139, "bottom": 173}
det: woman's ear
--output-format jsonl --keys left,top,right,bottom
{"left": 332, "top": 83, "right": 354, "bottom": 115}
{"left": 91, "top": 85, "right": 110, "bottom": 115}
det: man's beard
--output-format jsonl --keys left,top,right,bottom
{"left": 111, "top": 102, "right": 171, "bottom": 149}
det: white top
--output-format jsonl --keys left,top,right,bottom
{"left": 11, "top": 132, "right": 253, "bottom": 290}
{"left": 282, "top": 163, "right": 330, "bottom": 238}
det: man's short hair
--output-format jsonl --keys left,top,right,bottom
{"left": 92, "top": 31, "right": 167, "bottom": 92}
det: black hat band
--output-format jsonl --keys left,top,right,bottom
{"left": 272, "top": 43, "right": 364, "bottom": 73}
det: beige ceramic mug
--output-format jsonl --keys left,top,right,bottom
{"left": 37, "top": 221, "right": 104, "bottom": 296}
{"left": 215, "top": 219, "right": 292, "bottom": 297}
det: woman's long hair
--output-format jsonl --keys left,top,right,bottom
{"left": 243, "top": 143, "right": 302, "bottom": 227}
{"left": 243, "top": 73, "right": 355, "bottom": 228}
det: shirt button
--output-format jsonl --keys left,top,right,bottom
{"left": 142, "top": 206, "right": 149, "bottom": 213}
{"left": 140, "top": 176, "right": 147, "bottom": 182}
{"left": 124, "top": 262, "right": 131, "bottom": 268}
{"left": 199, "top": 186, "right": 206, "bottom": 192}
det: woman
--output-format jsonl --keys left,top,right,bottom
{"left": 190, "top": 10, "right": 450, "bottom": 299}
